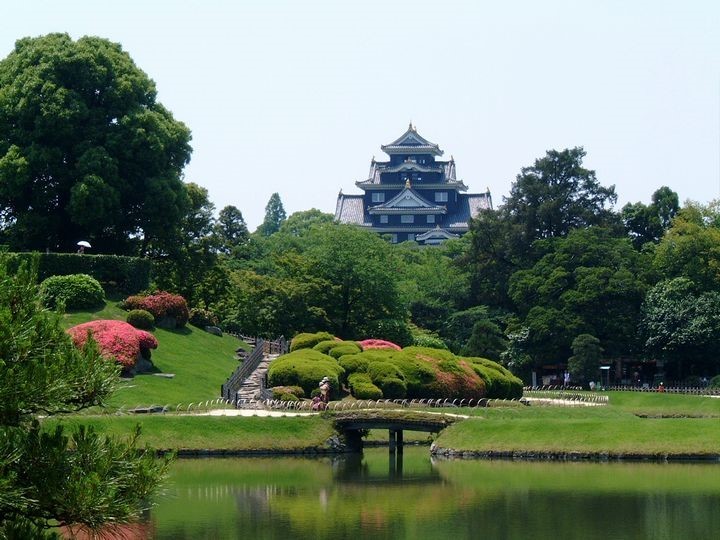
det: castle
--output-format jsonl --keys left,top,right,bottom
{"left": 334, "top": 125, "right": 492, "bottom": 244}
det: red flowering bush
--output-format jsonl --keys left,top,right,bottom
{"left": 358, "top": 339, "right": 401, "bottom": 351}
{"left": 67, "top": 320, "right": 158, "bottom": 368}
{"left": 121, "top": 291, "right": 189, "bottom": 328}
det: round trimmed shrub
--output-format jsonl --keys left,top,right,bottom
{"left": 328, "top": 343, "right": 362, "bottom": 359}
{"left": 709, "top": 375, "right": 720, "bottom": 389}
{"left": 377, "top": 377, "right": 407, "bottom": 399}
{"left": 290, "top": 332, "right": 336, "bottom": 352}
{"left": 348, "top": 372, "right": 383, "bottom": 400}
{"left": 126, "top": 309, "right": 155, "bottom": 330}
{"left": 189, "top": 307, "right": 219, "bottom": 328}
{"left": 313, "top": 339, "right": 356, "bottom": 355}
{"left": 272, "top": 386, "right": 305, "bottom": 399}
{"left": 279, "top": 393, "right": 300, "bottom": 401}
{"left": 40, "top": 273, "right": 105, "bottom": 309}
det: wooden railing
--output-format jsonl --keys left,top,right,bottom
{"left": 220, "top": 336, "right": 288, "bottom": 403}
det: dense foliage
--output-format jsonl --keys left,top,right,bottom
{"left": 0, "top": 33, "right": 192, "bottom": 255}
{"left": 270, "top": 336, "right": 522, "bottom": 400}
{"left": 0, "top": 258, "right": 168, "bottom": 536}
{"left": 40, "top": 273, "right": 105, "bottom": 310}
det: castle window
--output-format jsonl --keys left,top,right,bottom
{"left": 372, "top": 192, "right": 385, "bottom": 203}
{"left": 427, "top": 215, "right": 435, "bottom": 223}
{"left": 380, "top": 215, "right": 388, "bottom": 224}
{"left": 401, "top": 215, "right": 414, "bottom": 224}
{"left": 435, "top": 192, "right": 448, "bottom": 202}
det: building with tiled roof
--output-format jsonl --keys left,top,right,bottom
{"left": 335, "top": 125, "right": 492, "bottom": 245}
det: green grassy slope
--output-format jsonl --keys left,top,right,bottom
{"left": 63, "top": 301, "right": 249, "bottom": 408}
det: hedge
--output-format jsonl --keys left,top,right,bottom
{"left": 267, "top": 349, "right": 344, "bottom": 398}
{"left": 328, "top": 343, "right": 362, "bottom": 359}
{"left": 313, "top": 340, "right": 356, "bottom": 355}
{"left": 6, "top": 252, "right": 150, "bottom": 293}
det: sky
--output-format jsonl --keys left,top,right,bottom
{"left": 2, "top": 0, "right": 719, "bottom": 229}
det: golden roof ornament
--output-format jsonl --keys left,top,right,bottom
{"left": 405, "top": 178, "right": 411, "bottom": 188}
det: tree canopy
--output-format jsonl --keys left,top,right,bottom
{"left": 256, "top": 192, "right": 287, "bottom": 236}
{"left": 0, "top": 33, "right": 192, "bottom": 254}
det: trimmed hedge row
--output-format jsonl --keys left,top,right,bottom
{"left": 290, "top": 332, "right": 335, "bottom": 352}
{"left": 271, "top": 340, "right": 523, "bottom": 401}
{"left": 6, "top": 252, "right": 150, "bottom": 293}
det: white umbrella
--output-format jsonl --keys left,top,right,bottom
{"left": 77, "top": 240, "right": 91, "bottom": 248}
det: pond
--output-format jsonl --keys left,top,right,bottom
{"left": 146, "top": 448, "right": 720, "bottom": 539}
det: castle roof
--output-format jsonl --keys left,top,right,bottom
{"left": 368, "top": 186, "right": 447, "bottom": 215}
{"left": 380, "top": 124, "right": 444, "bottom": 156}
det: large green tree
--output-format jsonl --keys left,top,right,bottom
{"left": 508, "top": 227, "right": 650, "bottom": 363}
{"left": 0, "top": 258, "right": 168, "bottom": 536}
{"left": 622, "top": 186, "right": 679, "bottom": 247}
{"left": 0, "top": 33, "right": 192, "bottom": 254}
{"left": 467, "top": 147, "right": 619, "bottom": 308}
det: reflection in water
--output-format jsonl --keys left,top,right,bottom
{"left": 149, "top": 449, "right": 720, "bottom": 540}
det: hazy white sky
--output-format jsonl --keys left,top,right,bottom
{"left": 2, "top": 0, "right": 719, "bottom": 228}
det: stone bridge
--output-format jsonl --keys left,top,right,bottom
{"left": 332, "top": 410, "right": 463, "bottom": 451}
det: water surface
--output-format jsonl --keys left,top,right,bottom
{"left": 149, "top": 448, "right": 720, "bottom": 540}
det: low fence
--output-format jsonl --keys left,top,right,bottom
{"left": 522, "top": 390, "right": 609, "bottom": 405}
{"left": 525, "top": 385, "right": 720, "bottom": 396}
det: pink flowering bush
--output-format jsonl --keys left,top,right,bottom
{"left": 357, "top": 339, "right": 402, "bottom": 351}
{"left": 68, "top": 320, "right": 158, "bottom": 368}
{"left": 121, "top": 291, "right": 189, "bottom": 328}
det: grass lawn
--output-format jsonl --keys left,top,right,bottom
{"left": 62, "top": 300, "right": 249, "bottom": 408}
{"left": 47, "top": 414, "right": 335, "bottom": 452}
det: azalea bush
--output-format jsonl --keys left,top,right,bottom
{"left": 126, "top": 309, "right": 155, "bottom": 330}
{"left": 289, "top": 331, "right": 336, "bottom": 352}
{"left": 358, "top": 339, "right": 401, "bottom": 351}
{"left": 67, "top": 320, "right": 158, "bottom": 369}
{"left": 121, "top": 291, "right": 189, "bottom": 328}
{"left": 189, "top": 307, "right": 219, "bottom": 328}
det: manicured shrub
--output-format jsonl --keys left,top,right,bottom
{"left": 377, "top": 377, "right": 407, "bottom": 399}
{"left": 348, "top": 372, "right": 383, "bottom": 400}
{"left": 313, "top": 340, "right": 357, "bottom": 355}
{"left": 279, "top": 393, "right": 299, "bottom": 402}
{"left": 271, "top": 386, "right": 305, "bottom": 399}
{"left": 126, "top": 309, "right": 155, "bottom": 330}
{"left": 189, "top": 307, "right": 219, "bottom": 328}
{"left": 328, "top": 343, "right": 362, "bottom": 359}
{"left": 40, "top": 273, "right": 105, "bottom": 309}
{"left": 708, "top": 375, "right": 720, "bottom": 389}
{"left": 67, "top": 320, "right": 158, "bottom": 369}
{"left": 358, "top": 339, "right": 401, "bottom": 351}
{"left": 367, "top": 361, "right": 406, "bottom": 383}
{"left": 290, "top": 332, "right": 336, "bottom": 352}
{"left": 121, "top": 291, "right": 189, "bottom": 328}
{"left": 267, "top": 349, "right": 344, "bottom": 397}
{"left": 467, "top": 357, "right": 523, "bottom": 399}
{"left": 337, "top": 354, "right": 370, "bottom": 384}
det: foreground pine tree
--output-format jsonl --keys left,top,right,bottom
{"left": 0, "top": 257, "right": 170, "bottom": 538}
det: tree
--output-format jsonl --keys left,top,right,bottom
{"left": 256, "top": 192, "right": 287, "bottom": 236}
{"left": 653, "top": 201, "right": 720, "bottom": 292}
{"left": 622, "top": 186, "right": 679, "bottom": 247}
{"left": 214, "top": 205, "right": 249, "bottom": 254}
{"left": 0, "top": 257, "right": 168, "bottom": 536}
{"left": 507, "top": 227, "right": 651, "bottom": 362}
{"left": 0, "top": 33, "right": 192, "bottom": 254}
{"left": 466, "top": 147, "right": 619, "bottom": 309}
{"left": 639, "top": 278, "right": 720, "bottom": 380}
{"left": 503, "top": 147, "right": 618, "bottom": 244}
{"left": 568, "top": 334, "right": 602, "bottom": 385}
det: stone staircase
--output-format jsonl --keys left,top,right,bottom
{"left": 236, "top": 353, "right": 279, "bottom": 404}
